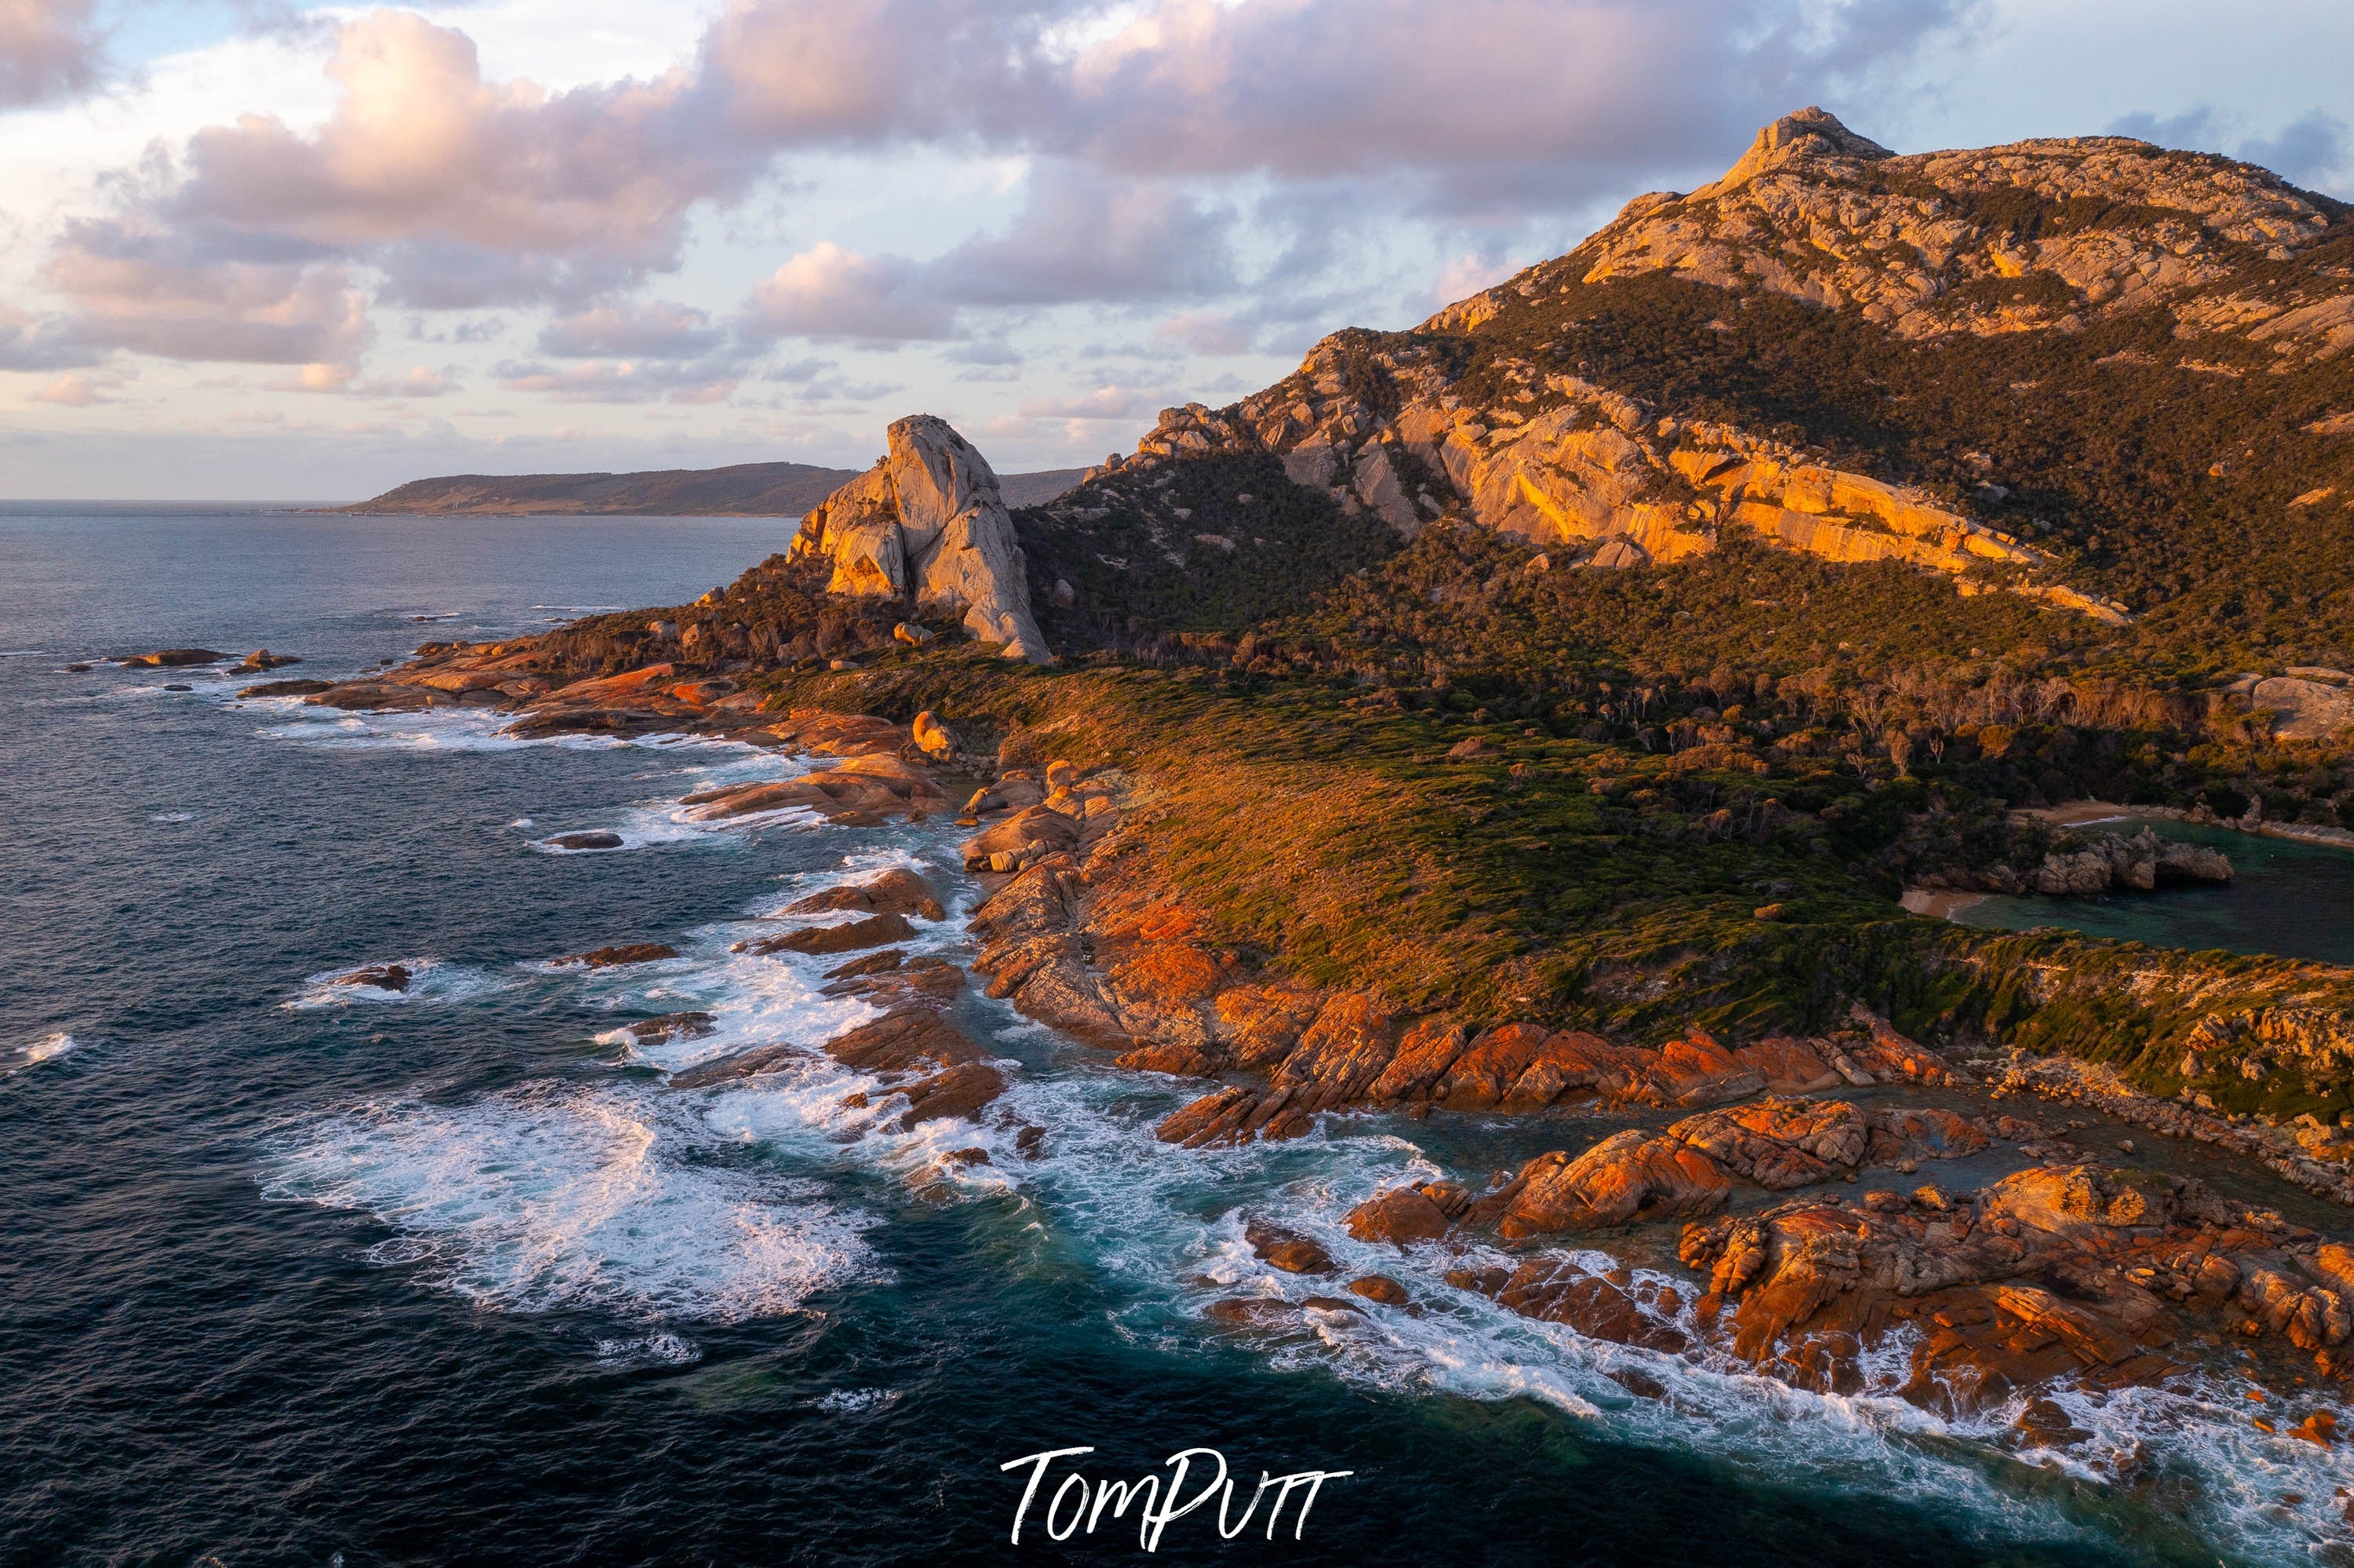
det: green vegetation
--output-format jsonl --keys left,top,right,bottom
{"left": 492, "top": 190, "right": 2354, "bottom": 1112}
{"left": 1411, "top": 269, "right": 2354, "bottom": 673}
{"left": 1013, "top": 451, "right": 1395, "bottom": 647}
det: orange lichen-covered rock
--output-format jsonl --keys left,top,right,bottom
{"left": 543, "top": 663, "right": 677, "bottom": 704}
{"left": 822, "top": 1005, "right": 993, "bottom": 1073}
{"left": 1214, "top": 986, "right": 1329, "bottom": 1071}
{"left": 1107, "top": 942, "right": 1226, "bottom": 1009}
{"left": 1648, "top": 1030, "right": 1769, "bottom": 1106}
{"left": 1667, "top": 1098, "right": 1868, "bottom": 1187}
{"left": 1432, "top": 1022, "right": 1555, "bottom": 1111}
{"left": 1733, "top": 1037, "right": 1844, "bottom": 1093}
{"left": 1363, "top": 1016, "right": 1470, "bottom": 1100}
{"left": 1271, "top": 994, "right": 1402, "bottom": 1107}
{"left": 1494, "top": 1132, "right": 1734, "bottom": 1237}
{"left": 1494, "top": 1029, "right": 1642, "bottom": 1110}
{"left": 1345, "top": 1185, "right": 1456, "bottom": 1246}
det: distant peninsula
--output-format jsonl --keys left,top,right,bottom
{"left": 335, "top": 460, "right": 1084, "bottom": 516}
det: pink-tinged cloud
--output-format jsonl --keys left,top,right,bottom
{"left": 0, "top": 0, "right": 103, "bottom": 108}
{"left": 349, "top": 366, "right": 459, "bottom": 398}
{"left": 924, "top": 162, "right": 1234, "bottom": 305}
{"left": 1014, "top": 384, "right": 1167, "bottom": 420}
{"left": 538, "top": 299, "right": 724, "bottom": 359}
{"left": 31, "top": 0, "right": 1980, "bottom": 375}
{"left": 33, "top": 370, "right": 105, "bottom": 405}
{"left": 746, "top": 243, "right": 954, "bottom": 341}
{"left": 42, "top": 220, "right": 373, "bottom": 367}
{"left": 698, "top": 0, "right": 1067, "bottom": 144}
{"left": 495, "top": 358, "right": 739, "bottom": 404}
{"left": 173, "top": 13, "right": 754, "bottom": 301}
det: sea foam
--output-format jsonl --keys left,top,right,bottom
{"left": 263, "top": 1081, "right": 878, "bottom": 1322}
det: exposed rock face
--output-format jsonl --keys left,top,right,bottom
{"left": 2249, "top": 673, "right": 2354, "bottom": 740}
{"left": 790, "top": 415, "right": 1049, "bottom": 662}
{"left": 1924, "top": 826, "right": 2233, "bottom": 895}
{"left": 782, "top": 867, "right": 946, "bottom": 923}
{"left": 1582, "top": 108, "right": 2345, "bottom": 351}
{"left": 1069, "top": 107, "right": 2354, "bottom": 628}
{"left": 680, "top": 754, "right": 947, "bottom": 826}
{"left": 735, "top": 912, "right": 915, "bottom": 957}
{"left": 1331, "top": 1117, "right": 2352, "bottom": 1417}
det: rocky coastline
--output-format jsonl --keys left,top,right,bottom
{"left": 297, "top": 618, "right": 2354, "bottom": 1433}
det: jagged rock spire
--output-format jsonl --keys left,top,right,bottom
{"left": 1691, "top": 106, "right": 1893, "bottom": 199}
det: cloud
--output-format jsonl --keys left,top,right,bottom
{"left": 1, "top": 0, "right": 104, "bottom": 108}
{"left": 170, "top": 13, "right": 756, "bottom": 304}
{"left": 745, "top": 242, "right": 954, "bottom": 341}
{"left": 924, "top": 162, "right": 1235, "bottom": 305}
{"left": 42, "top": 217, "right": 373, "bottom": 367}
{"left": 2109, "top": 105, "right": 2354, "bottom": 197}
{"left": 1155, "top": 309, "right": 1252, "bottom": 355}
{"left": 538, "top": 299, "right": 724, "bottom": 358}
{"left": 494, "top": 357, "right": 739, "bottom": 404}
{"left": 1015, "top": 383, "right": 1166, "bottom": 420}
{"left": 266, "top": 362, "right": 359, "bottom": 393}
{"left": 350, "top": 366, "right": 459, "bottom": 398}
{"left": 1060, "top": 0, "right": 1976, "bottom": 205}
{"left": 945, "top": 339, "right": 1024, "bottom": 366}
{"left": 2236, "top": 111, "right": 2352, "bottom": 198}
{"left": 742, "top": 163, "right": 1236, "bottom": 345}
{"left": 32, "top": 369, "right": 110, "bottom": 405}
{"left": 697, "top": 0, "right": 1067, "bottom": 145}
{"left": 0, "top": 305, "right": 98, "bottom": 370}
{"left": 21, "top": 0, "right": 1980, "bottom": 392}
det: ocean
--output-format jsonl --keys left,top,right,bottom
{"left": 0, "top": 506, "right": 2335, "bottom": 1566}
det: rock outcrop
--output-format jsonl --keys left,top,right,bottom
{"left": 1920, "top": 826, "right": 2233, "bottom": 896}
{"left": 1043, "top": 108, "right": 2354, "bottom": 629}
{"left": 789, "top": 415, "right": 1049, "bottom": 662}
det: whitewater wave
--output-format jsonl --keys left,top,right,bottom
{"left": 12, "top": 1032, "right": 77, "bottom": 1072}
{"left": 256, "top": 706, "right": 628, "bottom": 753}
{"left": 283, "top": 957, "right": 507, "bottom": 1010}
{"left": 262, "top": 1081, "right": 878, "bottom": 1322}
{"left": 219, "top": 702, "right": 2354, "bottom": 1559}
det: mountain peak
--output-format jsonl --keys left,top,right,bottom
{"left": 1692, "top": 105, "right": 1893, "bottom": 199}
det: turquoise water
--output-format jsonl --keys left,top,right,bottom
{"left": 1952, "top": 816, "right": 2354, "bottom": 966}
{"left": 1, "top": 508, "right": 2338, "bottom": 1565}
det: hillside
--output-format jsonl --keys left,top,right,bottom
{"left": 330, "top": 108, "right": 2354, "bottom": 1122}
{"left": 1015, "top": 108, "right": 2354, "bottom": 683}
{"left": 339, "top": 460, "right": 1086, "bottom": 516}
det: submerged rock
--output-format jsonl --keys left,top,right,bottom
{"left": 553, "top": 942, "right": 679, "bottom": 968}
{"left": 119, "top": 648, "right": 226, "bottom": 667}
{"left": 546, "top": 830, "right": 624, "bottom": 851}
{"left": 334, "top": 964, "right": 411, "bottom": 993}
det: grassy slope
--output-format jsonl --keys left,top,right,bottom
{"left": 741, "top": 630, "right": 2354, "bottom": 1122}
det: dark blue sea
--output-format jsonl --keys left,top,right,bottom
{"left": 0, "top": 507, "right": 2337, "bottom": 1566}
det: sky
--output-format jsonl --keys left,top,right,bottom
{"left": 1, "top": 0, "right": 2350, "bottom": 501}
